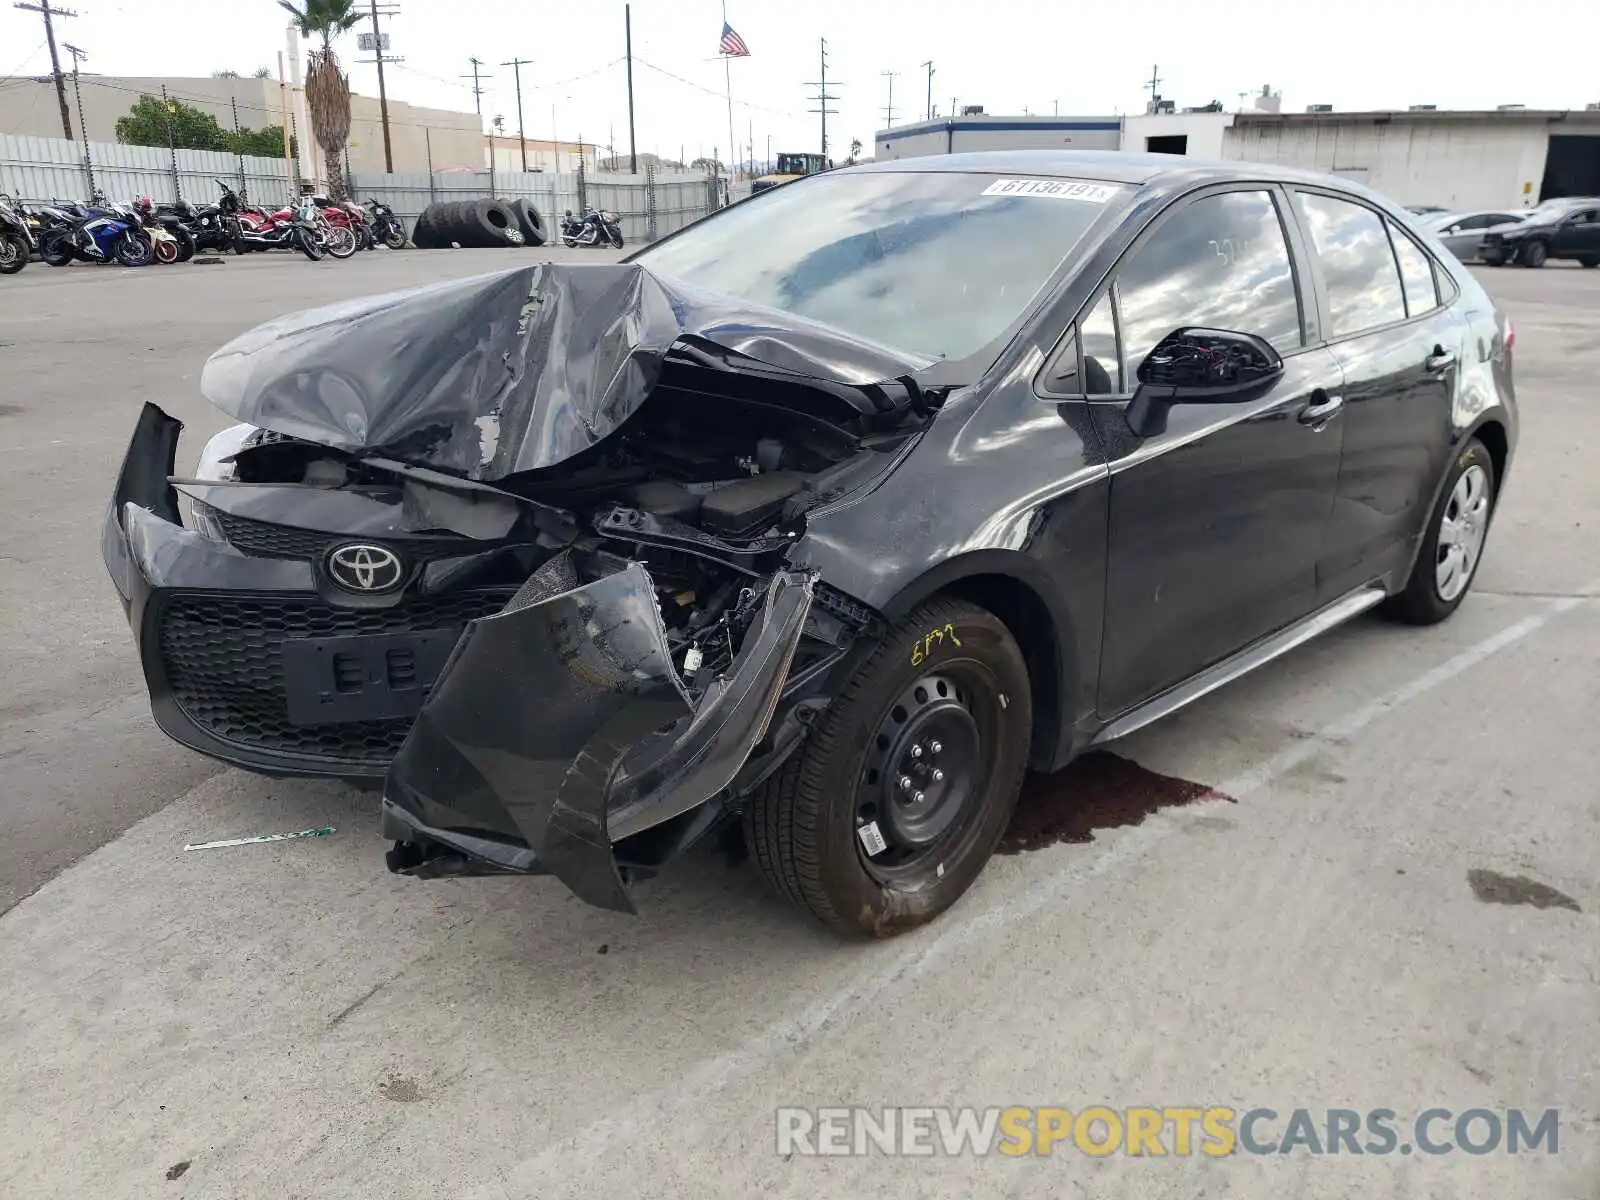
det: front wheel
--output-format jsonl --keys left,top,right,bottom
{"left": 1579, "top": 256, "right": 1599, "bottom": 269}
{"left": 295, "top": 227, "right": 326, "bottom": 261}
{"left": 324, "top": 225, "right": 357, "bottom": 259}
{"left": 746, "top": 597, "right": 1032, "bottom": 937}
{"left": 115, "top": 231, "right": 152, "bottom": 267}
{"left": 1480, "top": 249, "right": 1507, "bottom": 267}
{"left": 152, "top": 236, "right": 179, "bottom": 265}
{"left": 383, "top": 225, "right": 407, "bottom": 249}
{"left": 1384, "top": 438, "right": 1497, "bottom": 625}
{"left": 1518, "top": 240, "right": 1548, "bottom": 267}
{"left": 0, "top": 232, "right": 26, "bottom": 274}
{"left": 609, "top": 228, "right": 625, "bottom": 248}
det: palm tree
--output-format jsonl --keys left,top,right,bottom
{"left": 279, "top": 0, "right": 361, "bottom": 198}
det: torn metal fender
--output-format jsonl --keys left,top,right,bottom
{"left": 382, "top": 564, "right": 814, "bottom": 911}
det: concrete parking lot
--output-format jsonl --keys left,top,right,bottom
{"left": 0, "top": 251, "right": 1595, "bottom": 1199}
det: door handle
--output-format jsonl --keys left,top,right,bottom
{"left": 1425, "top": 346, "right": 1457, "bottom": 373}
{"left": 1298, "top": 390, "right": 1344, "bottom": 428}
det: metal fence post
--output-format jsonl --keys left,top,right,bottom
{"left": 577, "top": 152, "right": 587, "bottom": 213}
{"left": 645, "top": 160, "right": 657, "bottom": 242}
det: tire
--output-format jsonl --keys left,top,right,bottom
{"left": 1480, "top": 249, "right": 1506, "bottom": 266}
{"left": 609, "top": 226, "right": 625, "bottom": 248}
{"left": 1518, "top": 240, "right": 1548, "bottom": 267}
{"left": 324, "top": 225, "right": 358, "bottom": 259}
{"left": 1579, "top": 257, "right": 1599, "bottom": 268}
{"left": 174, "top": 228, "right": 196, "bottom": 262}
{"left": 115, "top": 230, "right": 152, "bottom": 267}
{"left": 383, "top": 224, "right": 407, "bottom": 249}
{"left": 295, "top": 228, "right": 326, "bottom": 261}
{"left": 152, "top": 236, "right": 179, "bottom": 264}
{"left": 39, "top": 233, "right": 73, "bottom": 267}
{"left": 745, "top": 597, "right": 1032, "bottom": 937}
{"left": 0, "top": 232, "right": 25, "bottom": 274}
{"left": 1383, "top": 438, "right": 1497, "bottom": 625}
{"left": 510, "top": 198, "right": 547, "bottom": 246}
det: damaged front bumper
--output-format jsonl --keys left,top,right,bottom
{"left": 382, "top": 562, "right": 814, "bottom": 912}
{"left": 105, "top": 404, "right": 822, "bottom": 912}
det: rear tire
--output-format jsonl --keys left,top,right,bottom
{"left": 39, "top": 234, "right": 74, "bottom": 267}
{"left": 1383, "top": 438, "right": 1497, "bottom": 625}
{"left": 1579, "top": 256, "right": 1599, "bottom": 268}
{"left": 1518, "top": 240, "right": 1548, "bottom": 267}
{"left": 745, "top": 597, "right": 1032, "bottom": 937}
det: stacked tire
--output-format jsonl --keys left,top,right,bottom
{"left": 411, "top": 198, "right": 544, "bottom": 249}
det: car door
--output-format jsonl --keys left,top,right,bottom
{"left": 1554, "top": 208, "right": 1600, "bottom": 258}
{"left": 1437, "top": 215, "right": 1485, "bottom": 259}
{"left": 1292, "top": 191, "right": 1468, "bottom": 595}
{"left": 1064, "top": 186, "right": 1347, "bottom": 717}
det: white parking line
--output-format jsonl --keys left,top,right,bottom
{"left": 479, "top": 579, "right": 1600, "bottom": 1198}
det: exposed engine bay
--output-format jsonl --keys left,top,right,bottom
{"left": 199, "top": 351, "right": 928, "bottom": 700}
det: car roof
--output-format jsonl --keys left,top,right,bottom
{"left": 845, "top": 148, "right": 1385, "bottom": 192}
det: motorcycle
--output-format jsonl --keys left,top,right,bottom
{"left": 36, "top": 195, "right": 152, "bottom": 267}
{"left": 0, "top": 194, "right": 33, "bottom": 274}
{"left": 559, "top": 205, "right": 624, "bottom": 249}
{"left": 364, "top": 198, "right": 407, "bottom": 249}
{"left": 227, "top": 195, "right": 356, "bottom": 259}
{"left": 132, "top": 196, "right": 196, "bottom": 264}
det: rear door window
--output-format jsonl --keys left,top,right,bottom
{"left": 1388, "top": 222, "right": 1440, "bottom": 316}
{"left": 1295, "top": 192, "right": 1407, "bottom": 338}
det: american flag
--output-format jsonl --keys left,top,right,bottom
{"left": 718, "top": 21, "right": 750, "bottom": 57}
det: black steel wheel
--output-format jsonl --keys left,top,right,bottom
{"left": 1518, "top": 239, "right": 1548, "bottom": 267}
{"left": 746, "top": 596, "right": 1032, "bottom": 937}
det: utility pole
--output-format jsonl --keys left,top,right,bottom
{"left": 160, "top": 84, "right": 181, "bottom": 200}
{"left": 461, "top": 57, "right": 491, "bottom": 118}
{"left": 920, "top": 60, "right": 934, "bottom": 121}
{"left": 15, "top": 0, "right": 77, "bottom": 140}
{"left": 229, "top": 95, "right": 245, "bottom": 192}
{"left": 1145, "top": 64, "right": 1162, "bottom": 110}
{"left": 624, "top": 3, "right": 637, "bottom": 173}
{"left": 501, "top": 56, "right": 532, "bottom": 171}
{"left": 881, "top": 70, "right": 897, "bottom": 128}
{"left": 62, "top": 42, "right": 91, "bottom": 194}
{"left": 804, "top": 37, "right": 840, "bottom": 164}
{"left": 360, "top": 0, "right": 401, "bottom": 173}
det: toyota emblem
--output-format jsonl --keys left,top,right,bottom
{"left": 326, "top": 543, "right": 404, "bottom": 593}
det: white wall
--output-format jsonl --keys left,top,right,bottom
{"left": 1120, "top": 112, "right": 1234, "bottom": 159}
{"left": 875, "top": 119, "right": 1120, "bottom": 161}
{"left": 1223, "top": 119, "right": 1555, "bottom": 210}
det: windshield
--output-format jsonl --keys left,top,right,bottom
{"left": 775, "top": 154, "right": 811, "bottom": 174}
{"left": 636, "top": 171, "right": 1122, "bottom": 362}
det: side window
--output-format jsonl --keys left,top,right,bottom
{"left": 1115, "top": 190, "right": 1303, "bottom": 383}
{"left": 1388, "top": 221, "right": 1439, "bottom": 317}
{"left": 1081, "top": 293, "right": 1120, "bottom": 395}
{"left": 1296, "top": 192, "right": 1407, "bottom": 338}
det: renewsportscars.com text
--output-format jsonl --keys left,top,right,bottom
{"left": 775, "top": 1106, "right": 1560, "bottom": 1158}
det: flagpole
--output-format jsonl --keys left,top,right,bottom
{"left": 722, "top": 1, "right": 737, "bottom": 183}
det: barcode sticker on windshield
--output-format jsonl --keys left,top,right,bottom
{"left": 982, "top": 179, "right": 1119, "bottom": 203}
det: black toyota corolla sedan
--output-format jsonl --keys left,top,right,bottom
{"left": 103, "top": 151, "right": 1516, "bottom": 936}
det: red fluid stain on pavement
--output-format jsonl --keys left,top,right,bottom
{"left": 998, "top": 750, "right": 1233, "bottom": 855}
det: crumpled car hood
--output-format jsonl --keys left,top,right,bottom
{"left": 199, "top": 262, "right": 934, "bottom": 481}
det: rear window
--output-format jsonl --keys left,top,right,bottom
{"left": 637, "top": 172, "right": 1123, "bottom": 362}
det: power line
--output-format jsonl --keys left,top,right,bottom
{"left": 3, "top": 39, "right": 46, "bottom": 77}
{"left": 632, "top": 56, "right": 799, "bottom": 119}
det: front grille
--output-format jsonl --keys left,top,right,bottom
{"left": 211, "top": 510, "right": 340, "bottom": 559}
{"left": 209, "top": 509, "right": 488, "bottom": 563}
{"left": 157, "top": 589, "right": 514, "bottom": 765}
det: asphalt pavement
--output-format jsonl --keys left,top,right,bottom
{"left": 0, "top": 250, "right": 1595, "bottom": 1199}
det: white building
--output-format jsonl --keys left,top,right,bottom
{"left": 874, "top": 100, "right": 1600, "bottom": 209}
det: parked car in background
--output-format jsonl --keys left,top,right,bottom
{"left": 1425, "top": 209, "right": 1527, "bottom": 261}
{"left": 1480, "top": 198, "right": 1600, "bottom": 267}
{"left": 1405, "top": 204, "right": 1449, "bottom": 216}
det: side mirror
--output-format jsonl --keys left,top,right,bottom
{"left": 1126, "top": 327, "right": 1284, "bottom": 438}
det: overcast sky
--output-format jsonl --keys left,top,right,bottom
{"left": 2, "top": 0, "right": 1593, "bottom": 164}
